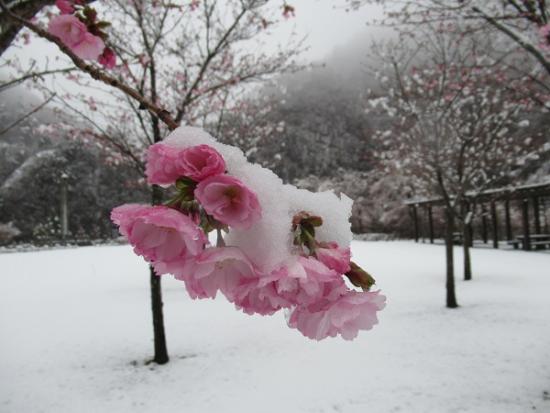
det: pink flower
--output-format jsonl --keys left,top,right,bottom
{"left": 146, "top": 143, "right": 226, "bottom": 185}
{"left": 275, "top": 257, "right": 345, "bottom": 305}
{"left": 288, "top": 290, "right": 386, "bottom": 341}
{"left": 111, "top": 204, "right": 207, "bottom": 274}
{"left": 315, "top": 242, "right": 351, "bottom": 274}
{"left": 145, "top": 143, "right": 180, "bottom": 186}
{"left": 233, "top": 268, "right": 292, "bottom": 315}
{"left": 48, "top": 15, "right": 105, "bottom": 60}
{"left": 176, "top": 144, "right": 226, "bottom": 181}
{"left": 99, "top": 47, "right": 116, "bottom": 69}
{"left": 235, "top": 257, "right": 346, "bottom": 315}
{"left": 55, "top": 0, "right": 74, "bottom": 14}
{"left": 195, "top": 175, "right": 261, "bottom": 229}
{"left": 71, "top": 32, "right": 105, "bottom": 60}
{"left": 175, "top": 247, "right": 258, "bottom": 300}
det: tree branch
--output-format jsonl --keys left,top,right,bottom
{"left": 0, "top": 0, "right": 179, "bottom": 130}
{"left": 0, "top": 92, "right": 55, "bottom": 135}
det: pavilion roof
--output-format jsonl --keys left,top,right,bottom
{"left": 404, "top": 181, "right": 550, "bottom": 207}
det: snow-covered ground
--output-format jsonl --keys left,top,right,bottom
{"left": 1, "top": 241, "right": 549, "bottom": 413}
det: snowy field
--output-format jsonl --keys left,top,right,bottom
{"left": 1, "top": 241, "right": 549, "bottom": 413}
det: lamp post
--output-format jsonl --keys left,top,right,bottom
{"left": 60, "top": 172, "right": 69, "bottom": 241}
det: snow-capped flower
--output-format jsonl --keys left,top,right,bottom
{"left": 111, "top": 204, "right": 207, "bottom": 274}
{"left": 175, "top": 144, "right": 226, "bottom": 182}
{"left": 48, "top": 15, "right": 105, "bottom": 60}
{"left": 195, "top": 175, "right": 261, "bottom": 229}
{"left": 288, "top": 290, "right": 386, "bottom": 340}
{"left": 146, "top": 143, "right": 226, "bottom": 185}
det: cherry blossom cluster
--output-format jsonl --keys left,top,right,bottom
{"left": 48, "top": 0, "right": 116, "bottom": 68}
{"left": 112, "top": 133, "right": 385, "bottom": 340}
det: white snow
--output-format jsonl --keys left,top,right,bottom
{"left": 1, "top": 241, "right": 549, "bottom": 413}
{"left": 164, "top": 127, "right": 353, "bottom": 272}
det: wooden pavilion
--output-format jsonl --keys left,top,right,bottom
{"left": 405, "top": 182, "right": 550, "bottom": 251}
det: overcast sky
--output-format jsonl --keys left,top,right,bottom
{"left": 276, "top": 0, "right": 385, "bottom": 62}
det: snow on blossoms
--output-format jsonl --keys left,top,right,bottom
{"left": 111, "top": 127, "right": 385, "bottom": 340}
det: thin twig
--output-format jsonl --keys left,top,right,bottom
{"left": 0, "top": 93, "right": 55, "bottom": 135}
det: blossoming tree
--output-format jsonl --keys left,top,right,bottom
{"left": 367, "top": 24, "right": 546, "bottom": 307}
{"left": 1, "top": 0, "right": 386, "bottom": 364}
{"left": 0, "top": 0, "right": 306, "bottom": 363}
{"left": 369, "top": 24, "right": 543, "bottom": 308}
{"left": 350, "top": 0, "right": 550, "bottom": 110}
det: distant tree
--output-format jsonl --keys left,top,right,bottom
{"left": 350, "top": 0, "right": 550, "bottom": 110}
{"left": 367, "top": 25, "right": 546, "bottom": 307}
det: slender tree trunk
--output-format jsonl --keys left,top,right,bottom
{"left": 445, "top": 208, "right": 458, "bottom": 308}
{"left": 148, "top": 107, "right": 169, "bottom": 364}
{"left": 149, "top": 183, "right": 169, "bottom": 364}
{"left": 150, "top": 265, "right": 169, "bottom": 364}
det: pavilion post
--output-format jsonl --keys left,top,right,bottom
{"left": 411, "top": 205, "right": 419, "bottom": 242}
{"left": 491, "top": 200, "right": 498, "bottom": 249}
{"left": 521, "top": 199, "right": 531, "bottom": 251}
{"left": 462, "top": 201, "right": 473, "bottom": 281}
{"left": 533, "top": 197, "right": 541, "bottom": 234}
{"left": 481, "top": 205, "right": 488, "bottom": 244}
{"left": 505, "top": 199, "right": 513, "bottom": 241}
{"left": 428, "top": 205, "right": 434, "bottom": 244}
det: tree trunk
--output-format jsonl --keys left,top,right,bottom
{"left": 150, "top": 265, "right": 169, "bottom": 364}
{"left": 149, "top": 183, "right": 169, "bottom": 364}
{"left": 445, "top": 208, "right": 458, "bottom": 308}
{"left": 148, "top": 103, "right": 169, "bottom": 363}
{"left": 462, "top": 221, "right": 472, "bottom": 281}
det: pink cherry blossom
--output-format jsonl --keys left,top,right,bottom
{"left": 55, "top": 0, "right": 74, "bottom": 14}
{"left": 275, "top": 256, "right": 345, "bottom": 305}
{"left": 176, "top": 144, "right": 226, "bottom": 181}
{"left": 195, "top": 175, "right": 261, "bottom": 229}
{"left": 71, "top": 32, "right": 105, "bottom": 60}
{"left": 233, "top": 267, "right": 292, "bottom": 315}
{"left": 175, "top": 246, "right": 258, "bottom": 300}
{"left": 48, "top": 15, "right": 105, "bottom": 60}
{"left": 288, "top": 290, "right": 386, "bottom": 341}
{"left": 315, "top": 241, "right": 351, "bottom": 274}
{"left": 145, "top": 143, "right": 180, "bottom": 185}
{"left": 146, "top": 143, "right": 226, "bottom": 185}
{"left": 235, "top": 257, "right": 346, "bottom": 315}
{"left": 99, "top": 47, "right": 116, "bottom": 69}
{"left": 111, "top": 204, "right": 207, "bottom": 274}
